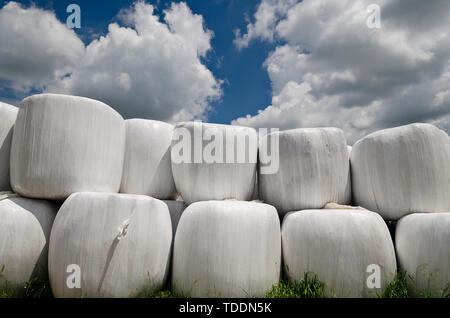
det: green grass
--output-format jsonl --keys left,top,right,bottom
{"left": 377, "top": 270, "right": 410, "bottom": 298}
{"left": 266, "top": 270, "right": 450, "bottom": 299}
{"left": 442, "top": 283, "right": 450, "bottom": 298}
{"left": 0, "top": 278, "right": 52, "bottom": 298}
{"left": 0, "top": 282, "right": 14, "bottom": 298}
{"left": 1, "top": 264, "right": 53, "bottom": 298}
{"left": 136, "top": 289, "right": 177, "bottom": 298}
{"left": 378, "top": 269, "right": 450, "bottom": 298}
{"left": 0, "top": 265, "right": 14, "bottom": 298}
{"left": 23, "top": 278, "right": 53, "bottom": 298}
{"left": 1, "top": 269, "right": 450, "bottom": 298}
{"left": 265, "top": 272, "right": 327, "bottom": 298}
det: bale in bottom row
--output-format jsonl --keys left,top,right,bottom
{"left": 172, "top": 201, "right": 281, "bottom": 297}
{"left": 282, "top": 209, "right": 397, "bottom": 297}
{"left": 396, "top": 212, "right": 450, "bottom": 297}
{"left": 48, "top": 192, "right": 172, "bottom": 297}
{"left": 0, "top": 194, "right": 58, "bottom": 296}
{"left": 2, "top": 193, "right": 447, "bottom": 297}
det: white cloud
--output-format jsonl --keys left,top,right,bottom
{"left": 47, "top": 2, "right": 222, "bottom": 122}
{"left": 0, "top": 1, "right": 222, "bottom": 122}
{"left": 233, "top": 0, "right": 297, "bottom": 50}
{"left": 0, "top": 2, "right": 85, "bottom": 92}
{"left": 232, "top": 0, "right": 450, "bottom": 143}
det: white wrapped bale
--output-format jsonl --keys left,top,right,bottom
{"left": 120, "top": 119, "right": 176, "bottom": 199}
{"left": 172, "top": 201, "right": 281, "bottom": 297}
{"left": 259, "top": 128, "right": 351, "bottom": 216}
{"left": 10, "top": 94, "right": 126, "bottom": 200}
{"left": 162, "top": 200, "right": 186, "bottom": 238}
{"left": 282, "top": 209, "right": 397, "bottom": 297}
{"left": 0, "top": 102, "right": 18, "bottom": 191}
{"left": 396, "top": 213, "right": 450, "bottom": 297}
{"left": 171, "top": 122, "right": 257, "bottom": 204}
{"left": 48, "top": 192, "right": 172, "bottom": 298}
{"left": 350, "top": 123, "right": 450, "bottom": 220}
{"left": 0, "top": 194, "right": 58, "bottom": 295}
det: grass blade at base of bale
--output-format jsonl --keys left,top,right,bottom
{"left": 265, "top": 272, "right": 326, "bottom": 298}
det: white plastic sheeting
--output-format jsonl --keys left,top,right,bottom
{"left": 171, "top": 122, "right": 257, "bottom": 204}
{"left": 0, "top": 195, "right": 58, "bottom": 295}
{"left": 48, "top": 192, "right": 172, "bottom": 298}
{"left": 351, "top": 123, "right": 450, "bottom": 220}
{"left": 259, "top": 128, "right": 351, "bottom": 216}
{"left": 0, "top": 102, "right": 18, "bottom": 191}
{"left": 396, "top": 213, "right": 450, "bottom": 297}
{"left": 172, "top": 200, "right": 281, "bottom": 297}
{"left": 120, "top": 119, "right": 176, "bottom": 199}
{"left": 282, "top": 209, "right": 397, "bottom": 297}
{"left": 10, "top": 94, "right": 126, "bottom": 200}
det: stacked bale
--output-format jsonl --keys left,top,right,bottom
{"left": 170, "top": 122, "right": 279, "bottom": 297}
{"left": 350, "top": 123, "right": 450, "bottom": 220}
{"left": 0, "top": 193, "right": 58, "bottom": 295}
{"left": 3, "top": 87, "right": 448, "bottom": 299}
{"left": 171, "top": 122, "right": 257, "bottom": 204}
{"left": 282, "top": 209, "right": 397, "bottom": 297}
{"left": 0, "top": 102, "right": 18, "bottom": 190}
{"left": 396, "top": 213, "right": 450, "bottom": 297}
{"left": 120, "top": 119, "right": 176, "bottom": 199}
{"left": 48, "top": 192, "right": 172, "bottom": 298}
{"left": 10, "top": 94, "right": 126, "bottom": 200}
{"left": 259, "top": 128, "right": 351, "bottom": 216}
{"left": 173, "top": 201, "right": 281, "bottom": 297}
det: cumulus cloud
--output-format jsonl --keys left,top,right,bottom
{"left": 0, "top": 2, "right": 85, "bottom": 92}
{"left": 0, "top": 1, "right": 222, "bottom": 122}
{"left": 232, "top": 0, "right": 450, "bottom": 143}
{"left": 233, "top": 0, "right": 297, "bottom": 50}
{"left": 47, "top": 2, "right": 222, "bottom": 122}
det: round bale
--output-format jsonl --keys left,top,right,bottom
{"left": 48, "top": 192, "right": 172, "bottom": 298}
{"left": 171, "top": 122, "right": 257, "bottom": 204}
{"left": 10, "top": 94, "right": 126, "bottom": 200}
{"left": 259, "top": 128, "right": 351, "bottom": 216}
{"left": 120, "top": 119, "right": 176, "bottom": 199}
{"left": 351, "top": 123, "right": 450, "bottom": 220}
{"left": 0, "top": 194, "right": 58, "bottom": 296}
{"left": 172, "top": 200, "right": 281, "bottom": 297}
{"left": 0, "top": 102, "right": 18, "bottom": 191}
{"left": 282, "top": 209, "right": 397, "bottom": 297}
{"left": 396, "top": 213, "right": 450, "bottom": 297}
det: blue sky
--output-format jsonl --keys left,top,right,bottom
{"left": 2, "top": 0, "right": 274, "bottom": 124}
{"left": 1, "top": 0, "right": 449, "bottom": 143}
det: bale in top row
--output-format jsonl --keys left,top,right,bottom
{"left": 0, "top": 102, "right": 18, "bottom": 190}
{"left": 5, "top": 94, "right": 450, "bottom": 221}
{"left": 351, "top": 123, "right": 450, "bottom": 220}
{"left": 10, "top": 94, "right": 125, "bottom": 199}
{"left": 170, "top": 123, "right": 352, "bottom": 211}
